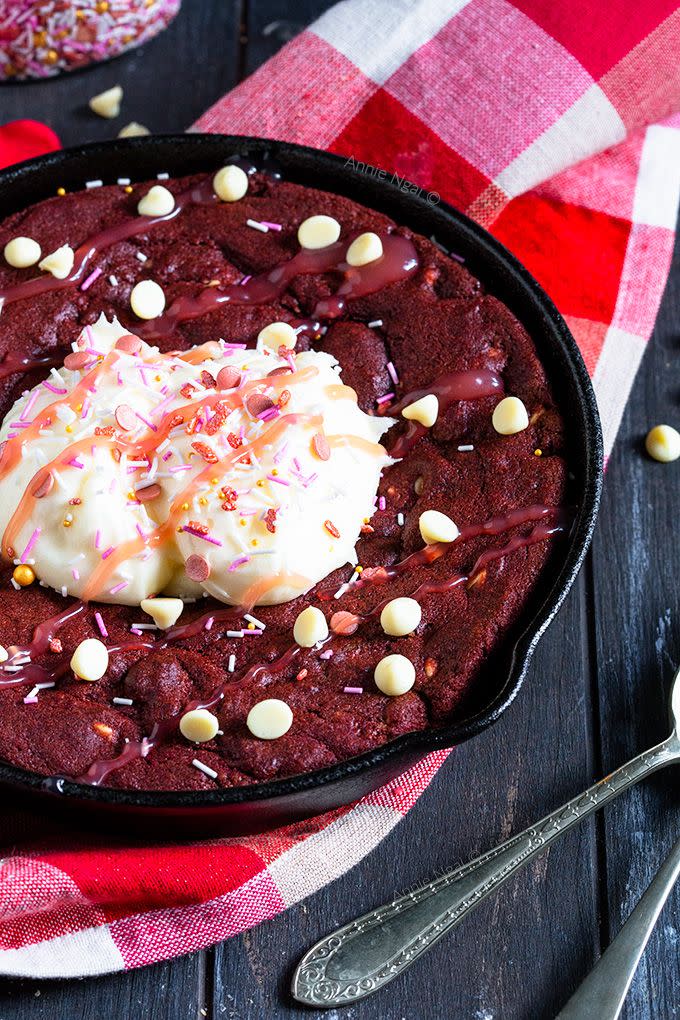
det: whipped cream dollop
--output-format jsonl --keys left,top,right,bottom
{"left": 0, "top": 317, "right": 393, "bottom": 606}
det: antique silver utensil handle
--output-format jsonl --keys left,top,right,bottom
{"left": 292, "top": 735, "right": 680, "bottom": 1008}
{"left": 556, "top": 836, "right": 680, "bottom": 1019}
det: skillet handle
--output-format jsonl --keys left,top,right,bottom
{"left": 291, "top": 737, "right": 678, "bottom": 1008}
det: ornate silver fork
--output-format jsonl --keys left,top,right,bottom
{"left": 292, "top": 665, "right": 680, "bottom": 1008}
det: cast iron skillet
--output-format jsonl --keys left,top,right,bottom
{"left": 0, "top": 135, "right": 603, "bottom": 835}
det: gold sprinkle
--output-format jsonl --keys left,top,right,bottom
{"left": 355, "top": 565, "right": 363, "bottom": 573}
{"left": 13, "top": 564, "right": 35, "bottom": 587}
{"left": 247, "top": 622, "right": 255, "bottom": 629}
{"left": 256, "top": 479, "right": 264, "bottom": 488}
{"left": 251, "top": 539, "right": 258, "bottom": 547}
{"left": 176, "top": 525, "right": 183, "bottom": 533}
{"left": 210, "top": 477, "right": 218, "bottom": 485}
{"left": 198, "top": 497, "right": 208, "bottom": 506}
{"left": 239, "top": 519, "right": 246, "bottom": 527}
{"left": 534, "top": 448, "right": 542, "bottom": 457}
{"left": 65, "top": 425, "right": 73, "bottom": 433}
{"left": 124, "top": 185, "right": 133, "bottom": 194}
{"left": 56, "top": 187, "right": 66, "bottom": 197}
{"left": 96, "top": 0, "right": 110, "bottom": 12}
{"left": 181, "top": 502, "right": 189, "bottom": 511}
{"left": 271, "top": 468, "right": 279, "bottom": 476}
{"left": 63, "top": 519, "right": 71, "bottom": 528}
{"left": 127, "top": 491, "right": 135, "bottom": 501}
{"left": 75, "top": 403, "right": 83, "bottom": 412}
{"left": 44, "top": 49, "right": 59, "bottom": 65}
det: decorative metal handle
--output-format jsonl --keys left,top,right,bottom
{"left": 292, "top": 736, "right": 680, "bottom": 1008}
{"left": 555, "top": 836, "right": 680, "bottom": 1019}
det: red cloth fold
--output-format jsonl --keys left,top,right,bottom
{"left": 1, "top": 0, "right": 680, "bottom": 979}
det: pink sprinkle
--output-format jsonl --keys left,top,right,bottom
{"left": 23, "top": 694, "right": 38, "bottom": 705}
{"left": 344, "top": 686, "right": 363, "bottom": 694}
{"left": 20, "top": 527, "right": 40, "bottom": 561}
{"left": 292, "top": 457, "right": 301, "bottom": 472}
{"left": 101, "top": 547, "right": 115, "bottom": 560}
{"left": 258, "top": 406, "right": 280, "bottom": 421}
{"left": 204, "top": 617, "right": 214, "bottom": 631}
{"left": 42, "top": 381, "right": 67, "bottom": 395}
{"left": 223, "top": 343, "right": 248, "bottom": 350}
{"left": 243, "top": 628, "right": 264, "bottom": 635}
{"left": 20, "top": 390, "right": 39, "bottom": 421}
{"left": 376, "top": 393, "right": 395, "bottom": 406}
{"left": 162, "top": 450, "right": 173, "bottom": 462}
{"left": 181, "top": 526, "right": 223, "bottom": 546}
{"left": 284, "top": 353, "right": 297, "bottom": 373}
{"left": 260, "top": 221, "right": 282, "bottom": 231}
{"left": 386, "top": 361, "right": 399, "bottom": 385}
{"left": 319, "top": 649, "right": 334, "bottom": 659}
{"left": 94, "top": 529, "right": 101, "bottom": 549}
{"left": 94, "top": 611, "right": 108, "bottom": 638}
{"left": 378, "top": 496, "right": 386, "bottom": 511}
{"left": 80, "top": 267, "right": 102, "bottom": 292}
{"left": 135, "top": 411, "right": 157, "bottom": 431}
{"left": 267, "top": 473, "right": 290, "bottom": 486}
{"left": 68, "top": 457, "right": 84, "bottom": 469}
{"left": 169, "top": 464, "right": 193, "bottom": 474}
{"left": 240, "top": 275, "right": 252, "bottom": 286}
{"left": 136, "top": 523, "right": 146, "bottom": 539}
{"left": 71, "top": 568, "right": 80, "bottom": 581}
{"left": 273, "top": 443, "right": 289, "bottom": 464}
{"left": 228, "top": 555, "right": 250, "bottom": 571}
{"left": 109, "top": 580, "right": 128, "bottom": 595}
{"left": 81, "top": 397, "right": 90, "bottom": 420}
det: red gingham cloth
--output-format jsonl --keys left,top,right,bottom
{"left": 1, "top": 0, "right": 680, "bottom": 978}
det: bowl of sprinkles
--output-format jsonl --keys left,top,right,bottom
{"left": 0, "top": 0, "right": 180, "bottom": 80}
{"left": 0, "top": 135, "right": 601, "bottom": 834}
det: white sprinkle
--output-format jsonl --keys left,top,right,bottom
{"left": 113, "top": 697, "right": 134, "bottom": 706}
{"left": 117, "top": 177, "right": 131, "bottom": 185}
{"left": 156, "top": 172, "right": 169, "bottom": 180}
{"left": 227, "top": 653, "right": 236, "bottom": 672}
{"left": 367, "top": 319, "right": 383, "bottom": 328}
{"left": 244, "top": 612, "right": 266, "bottom": 630}
{"left": 130, "top": 622, "right": 158, "bottom": 631}
{"left": 397, "top": 512, "right": 405, "bottom": 526}
{"left": 85, "top": 179, "right": 103, "bottom": 189}
{"left": 135, "top": 251, "right": 148, "bottom": 263}
{"left": 246, "top": 218, "right": 269, "bottom": 233}
{"left": 60, "top": 585, "right": 68, "bottom": 597}
{"left": 192, "top": 759, "right": 218, "bottom": 780}
{"left": 333, "top": 583, "right": 350, "bottom": 600}
{"left": 108, "top": 275, "right": 118, "bottom": 286}
{"left": 458, "top": 444, "right": 474, "bottom": 452}
{"left": 226, "top": 630, "right": 244, "bottom": 638}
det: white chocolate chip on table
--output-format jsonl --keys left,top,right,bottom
{"left": 118, "top": 122, "right": 150, "bottom": 139}
{"left": 89, "top": 85, "right": 123, "bottom": 119}
{"left": 4, "top": 237, "right": 41, "bottom": 268}
{"left": 141, "top": 597, "right": 184, "bottom": 629}
{"left": 419, "top": 509, "right": 459, "bottom": 545}
{"left": 137, "top": 185, "right": 175, "bottom": 218}
{"left": 39, "top": 244, "right": 74, "bottom": 280}
{"left": 258, "top": 321, "right": 297, "bottom": 351}
{"left": 71, "top": 638, "right": 109, "bottom": 682}
{"left": 346, "top": 232, "right": 384, "bottom": 267}
{"left": 293, "top": 606, "right": 329, "bottom": 647}
{"left": 374, "top": 653, "right": 416, "bottom": 696}
{"left": 402, "top": 394, "right": 439, "bottom": 428}
{"left": 645, "top": 424, "right": 680, "bottom": 463}
{"left": 247, "top": 699, "right": 293, "bottom": 740}
{"left": 298, "top": 215, "right": 341, "bottom": 250}
{"left": 130, "top": 279, "right": 166, "bottom": 319}
{"left": 179, "top": 708, "right": 220, "bottom": 743}
{"left": 380, "top": 597, "right": 422, "bottom": 637}
{"left": 213, "top": 164, "right": 249, "bottom": 202}
{"left": 492, "top": 396, "right": 529, "bottom": 435}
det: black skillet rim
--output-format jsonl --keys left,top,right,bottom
{"left": 0, "top": 134, "right": 603, "bottom": 808}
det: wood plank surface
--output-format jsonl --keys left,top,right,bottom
{"left": 0, "top": 3, "right": 676, "bottom": 1018}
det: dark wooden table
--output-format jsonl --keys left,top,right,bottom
{"left": 1, "top": 4, "right": 678, "bottom": 1018}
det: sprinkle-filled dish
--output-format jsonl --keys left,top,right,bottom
{"left": 0, "top": 161, "right": 568, "bottom": 792}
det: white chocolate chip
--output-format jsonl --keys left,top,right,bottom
{"left": 246, "top": 698, "right": 293, "bottom": 740}
{"left": 0, "top": 645, "right": 8, "bottom": 663}
{"left": 140, "top": 597, "right": 184, "bottom": 629}
{"left": 293, "top": 605, "right": 329, "bottom": 647}
{"left": 258, "top": 321, "right": 297, "bottom": 352}
{"left": 130, "top": 279, "right": 166, "bottom": 320}
{"left": 179, "top": 708, "right": 220, "bottom": 743}
{"left": 118, "top": 122, "right": 150, "bottom": 138}
{"left": 374, "top": 653, "right": 415, "bottom": 696}
{"left": 492, "top": 396, "right": 529, "bottom": 435}
{"left": 213, "top": 164, "right": 248, "bottom": 202}
{"left": 70, "top": 638, "right": 109, "bottom": 682}
{"left": 645, "top": 424, "right": 680, "bottom": 463}
{"left": 380, "top": 597, "right": 422, "bottom": 637}
{"left": 137, "top": 185, "right": 175, "bottom": 218}
{"left": 298, "top": 215, "right": 341, "bottom": 250}
{"left": 4, "top": 236, "right": 41, "bottom": 268}
{"left": 89, "top": 84, "right": 123, "bottom": 119}
{"left": 419, "top": 509, "right": 459, "bottom": 545}
{"left": 346, "top": 231, "right": 383, "bottom": 267}
{"left": 402, "top": 394, "right": 439, "bottom": 428}
{"left": 39, "top": 244, "right": 74, "bottom": 280}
